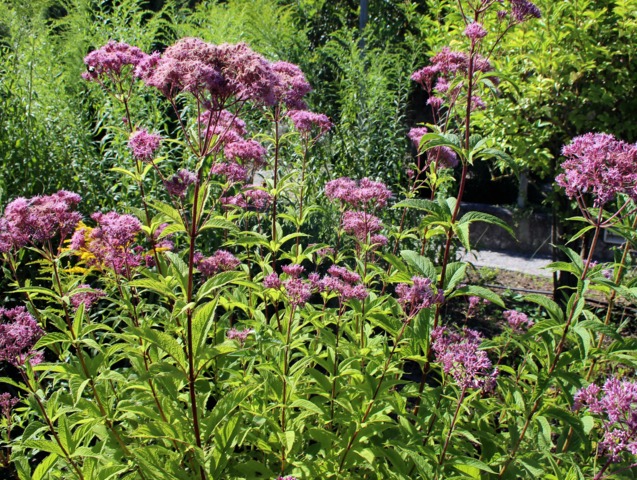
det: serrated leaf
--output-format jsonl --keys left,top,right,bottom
{"left": 400, "top": 250, "right": 436, "bottom": 279}
{"left": 32, "top": 453, "right": 59, "bottom": 480}
{"left": 458, "top": 211, "right": 515, "bottom": 237}
{"left": 524, "top": 294, "right": 564, "bottom": 322}
{"left": 448, "top": 285, "right": 505, "bottom": 308}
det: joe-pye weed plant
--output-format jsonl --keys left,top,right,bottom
{"left": 1, "top": 1, "right": 637, "bottom": 479}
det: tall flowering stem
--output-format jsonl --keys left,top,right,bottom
{"left": 337, "top": 277, "right": 438, "bottom": 474}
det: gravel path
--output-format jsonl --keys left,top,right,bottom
{"left": 460, "top": 249, "right": 553, "bottom": 278}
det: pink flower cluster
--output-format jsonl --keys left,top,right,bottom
{"left": 411, "top": 46, "right": 495, "bottom": 114}
{"left": 70, "top": 284, "right": 106, "bottom": 312}
{"left": 511, "top": 0, "right": 542, "bottom": 23}
{"left": 135, "top": 38, "right": 312, "bottom": 110}
{"left": 314, "top": 265, "right": 368, "bottom": 302}
{"left": 0, "top": 392, "right": 19, "bottom": 420}
{"left": 0, "top": 191, "right": 82, "bottom": 253}
{"left": 211, "top": 162, "right": 249, "bottom": 183}
{"left": 556, "top": 133, "right": 637, "bottom": 207}
{"left": 431, "top": 327, "right": 498, "bottom": 391}
{"left": 503, "top": 309, "right": 534, "bottom": 333}
{"left": 325, "top": 177, "right": 391, "bottom": 248}
{"left": 287, "top": 110, "right": 333, "bottom": 138}
{"left": 221, "top": 187, "right": 273, "bottom": 211}
{"left": 262, "top": 266, "right": 314, "bottom": 307}
{"left": 164, "top": 169, "right": 197, "bottom": 198}
{"left": 342, "top": 211, "right": 382, "bottom": 243}
{"left": 0, "top": 307, "right": 43, "bottom": 367}
{"left": 408, "top": 127, "right": 459, "bottom": 169}
{"left": 128, "top": 128, "right": 161, "bottom": 161}
{"left": 271, "top": 61, "right": 312, "bottom": 110}
{"left": 574, "top": 378, "right": 637, "bottom": 462}
{"left": 224, "top": 140, "right": 267, "bottom": 165}
{"left": 325, "top": 177, "right": 392, "bottom": 209}
{"left": 71, "top": 211, "right": 142, "bottom": 275}
{"left": 197, "top": 250, "right": 240, "bottom": 277}
{"left": 82, "top": 41, "right": 150, "bottom": 82}
{"left": 396, "top": 276, "right": 443, "bottom": 318}
{"left": 226, "top": 327, "right": 255, "bottom": 345}
{"left": 464, "top": 22, "right": 488, "bottom": 41}
{"left": 467, "top": 296, "right": 489, "bottom": 317}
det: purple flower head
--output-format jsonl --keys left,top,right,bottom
{"left": 321, "top": 265, "right": 368, "bottom": 301}
{"left": 411, "top": 65, "right": 439, "bottom": 91}
{"left": 464, "top": 22, "right": 488, "bottom": 41}
{"left": 503, "top": 309, "right": 534, "bottom": 333}
{"left": 0, "top": 393, "right": 19, "bottom": 420}
{"left": 556, "top": 133, "right": 637, "bottom": 207}
{"left": 497, "top": 10, "right": 508, "bottom": 20}
{"left": 370, "top": 234, "right": 388, "bottom": 250}
{"left": 327, "top": 265, "right": 361, "bottom": 285}
{"left": 0, "top": 307, "right": 43, "bottom": 367}
{"left": 164, "top": 169, "right": 197, "bottom": 198}
{"left": 574, "top": 378, "right": 637, "bottom": 462}
{"left": 351, "top": 178, "right": 393, "bottom": 208}
{"left": 199, "top": 109, "right": 247, "bottom": 145}
{"left": 211, "top": 162, "right": 249, "bottom": 183}
{"left": 470, "top": 95, "right": 487, "bottom": 111}
{"left": 271, "top": 61, "right": 312, "bottom": 110}
{"left": 282, "top": 264, "right": 305, "bottom": 278}
{"left": 197, "top": 250, "right": 240, "bottom": 277}
{"left": 315, "top": 246, "right": 335, "bottom": 259}
{"left": 325, "top": 177, "right": 357, "bottom": 204}
{"left": 284, "top": 278, "right": 311, "bottom": 307}
{"left": 324, "top": 177, "right": 392, "bottom": 209}
{"left": 467, "top": 296, "right": 481, "bottom": 316}
{"left": 222, "top": 187, "right": 272, "bottom": 211}
{"left": 224, "top": 140, "right": 267, "bottom": 165}
{"left": 396, "top": 276, "right": 440, "bottom": 318}
{"left": 139, "top": 38, "right": 278, "bottom": 105}
{"left": 434, "top": 77, "right": 450, "bottom": 94}
{"left": 0, "top": 191, "right": 82, "bottom": 251}
{"left": 128, "top": 129, "right": 161, "bottom": 161}
{"left": 83, "top": 41, "right": 150, "bottom": 82}
{"left": 263, "top": 273, "right": 281, "bottom": 289}
{"left": 72, "top": 212, "right": 143, "bottom": 275}
{"left": 408, "top": 127, "right": 428, "bottom": 149}
{"left": 287, "top": 110, "right": 333, "bottom": 138}
{"left": 431, "top": 327, "right": 498, "bottom": 391}
{"left": 70, "top": 284, "right": 106, "bottom": 312}
{"left": 427, "top": 96, "right": 444, "bottom": 110}
{"left": 511, "top": 0, "right": 542, "bottom": 23}
{"left": 428, "top": 146, "right": 459, "bottom": 169}
{"left": 227, "top": 327, "right": 255, "bottom": 345}
{"left": 342, "top": 211, "right": 382, "bottom": 243}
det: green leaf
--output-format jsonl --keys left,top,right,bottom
{"left": 458, "top": 211, "right": 515, "bottom": 238}
{"left": 128, "top": 278, "right": 177, "bottom": 301}
{"left": 444, "top": 262, "right": 467, "bottom": 292}
{"left": 192, "top": 299, "right": 218, "bottom": 359}
{"left": 34, "top": 332, "right": 71, "bottom": 349}
{"left": 524, "top": 294, "right": 564, "bottom": 322}
{"left": 32, "top": 453, "right": 59, "bottom": 480}
{"left": 199, "top": 217, "right": 238, "bottom": 232}
{"left": 197, "top": 271, "right": 245, "bottom": 301}
{"left": 448, "top": 285, "right": 505, "bottom": 308}
{"left": 23, "top": 439, "right": 65, "bottom": 456}
{"left": 130, "top": 327, "right": 187, "bottom": 373}
{"left": 448, "top": 456, "right": 496, "bottom": 474}
{"left": 400, "top": 250, "right": 436, "bottom": 279}
{"left": 149, "top": 201, "right": 185, "bottom": 229}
